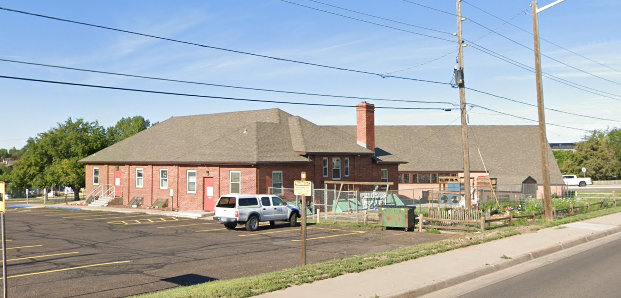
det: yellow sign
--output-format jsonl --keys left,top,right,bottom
{"left": 0, "top": 181, "right": 5, "bottom": 214}
{"left": 294, "top": 180, "right": 312, "bottom": 196}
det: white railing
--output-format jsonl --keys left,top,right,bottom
{"left": 85, "top": 184, "right": 115, "bottom": 203}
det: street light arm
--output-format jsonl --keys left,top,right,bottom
{"left": 536, "top": 0, "right": 567, "bottom": 14}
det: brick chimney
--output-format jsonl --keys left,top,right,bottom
{"left": 356, "top": 101, "right": 375, "bottom": 153}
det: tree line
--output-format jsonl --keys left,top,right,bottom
{"left": 553, "top": 128, "right": 621, "bottom": 180}
{"left": 0, "top": 116, "right": 152, "bottom": 200}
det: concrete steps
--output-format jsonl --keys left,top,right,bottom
{"left": 88, "top": 196, "right": 115, "bottom": 207}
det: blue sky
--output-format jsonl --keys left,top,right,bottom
{"left": 1, "top": 0, "right": 620, "bottom": 150}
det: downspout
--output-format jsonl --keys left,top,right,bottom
{"left": 176, "top": 165, "right": 180, "bottom": 211}
{"left": 150, "top": 165, "right": 154, "bottom": 206}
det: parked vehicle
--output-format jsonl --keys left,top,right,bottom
{"left": 562, "top": 175, "right": 592, "bottom": 187}
{"left": 213, "top": 194, "right": 300, "bottom": 231}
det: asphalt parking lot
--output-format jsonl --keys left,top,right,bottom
{"left": 3, "top": 206, "right": 451, "bottom": 298}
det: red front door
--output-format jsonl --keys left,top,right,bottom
{"left": 204, "top": 177, "right": 215, "bottom": 211}
{"left": 114, "top": 170, "right": 122, "bottom": 197}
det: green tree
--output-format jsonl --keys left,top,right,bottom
{"left": 107, "top": 116, "right": 151, "bottom": 144}
{"left": 553, "top": 150, "right": 575, "bottom": 175}
{"left": 564, "top": 131, "right": 620, "bottom": 180}
{"left": 11, "top": 118, "right": 109, "bottom": 200}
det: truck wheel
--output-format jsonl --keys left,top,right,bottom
{"left": 246, "top": 215, "right": 259, "bottom": 231}
{"left": 224, "top": 223, "right": 237, "bottom": 230}
{"left": 579, "top": 181, "right": 586, "bottom": 187}
{"left": 289, "top": 212, "right": 298, "bottom": 227}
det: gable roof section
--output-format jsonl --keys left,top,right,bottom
{"left": 80, "top": 108, "right": 372, "bottom": 165}
{"left": 335, "top": 125, "right": 563, "bottom": 185}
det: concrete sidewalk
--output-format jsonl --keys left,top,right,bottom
{"left": 256, "top": 212, "right": 621, "bottom": 298}
{"left": 8, "top": 201, "right": 213, "bottom": 219}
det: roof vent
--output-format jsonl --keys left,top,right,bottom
{"left": 243, "top": 128, "right": 248, "bottom": 134}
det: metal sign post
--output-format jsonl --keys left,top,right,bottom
{"left": 294, "top": 174, "right": 312, "bottom": 266}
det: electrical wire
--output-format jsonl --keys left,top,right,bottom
{"left": 0, "top": 58, "right": 456, "bottom": 107}
{"left": 0, "top": 74, "right": 454, "bottom": 111}
{"left": 0, "top": 6, "right": 450, "bottom": 86}
{"left": 468, "top": 104, "right": 590, "bottom": 132}
{"left": 399, "top": 0, "right": 456, "bottom": 17}
{"left": 463, "top": 0, "right": 621, "bottom": 75}
{"left": 302, "top": 0, "right": 453, "bottom": 35}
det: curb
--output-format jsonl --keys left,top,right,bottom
{"left": 392, "top": 225, "right": 621, "bottom": 297}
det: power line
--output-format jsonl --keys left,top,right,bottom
{"left": 468, "top": 104, "right": 590, "bottom": 132}
{"left": 467, "top": 86, "right": 621, "bottom": 123}
{"left": 0, "top": 74, "right": 594, "bottom": 132}
{"left": 299, "top": 0, "right": 453, "bottom": 35}
{"left": 0, "top": 6, "right": 450, "bottom": 86}
{"left": 468, "top": 43, "right": 621, "bottom": 101}
{"left": 4, "top": 57, "right": 616, "bottom": 123}
{"left": 0, "top": 58, "right": 456, "bottom": 107}
{"left": 463, "top": 0, "right": 621, "bottom": 75}
{"left": 398, "top": 1, "right": 621, "bottom": 88}
{"left": 277, "top": 0, "right": 453, "bottom": 42}
{"left": 0, "top": 74, "right": 455, "bottom": 111}
{"left": 399, "top": 0, "right": 456, "bottom": 17}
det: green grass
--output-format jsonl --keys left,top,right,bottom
{"left": 132, "top": 203, "right": 621, "bottom": 298}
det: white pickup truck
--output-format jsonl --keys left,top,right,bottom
{"left": 562, "top": 175, "right": 592, "bottom": 187}
{"left": 213, "top": 194, "right": 300, "bottom": 231}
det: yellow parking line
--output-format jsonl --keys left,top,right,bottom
{"left": 291, "top": 231, "right": 366, "bottom": 242}
{"left": 8, "top": 252, "right": 80, "bottom": 262}
{"left": 238, "top": 228, "right": 301, "bottom": 237}
{"left": 7, "top": 260, "right": 131, "bottom": 279}
{"left": 157, "top": 222, "right": 215, "bottom": 229}
{"left": 83, "top": 215, "right": 151, "bottom": 221}
{"left": 1, "top": 245, "right": 43, "bottom": 251}
{"left": 41, "top": 212, "right": 84, "bottom": 217}
{"left": 62, "top": 213, "right": 116, "bottom": 219}
{"left": 195, "top": 228, "right": 227, "bottom": 233}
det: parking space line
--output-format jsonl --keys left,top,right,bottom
{"left": 7, "top": 260, "right": 131, "bottom": 279}
{"left": 8, "top": 252, "right": 80, "bottom": 262}
{"left": 291, "top": 231, "right": 366, "bottom": 242}
{"left": 83, "top": 215, "right": 153, "bottom": 221}
{"left": 107, "top": 217, "right": 191, "bottom": 225}
{"left": 62, "top": 213, "right": 116, "bottom": 219}
{"left": 195, "top": 228, "right": 227, "bottom": 233}
{"left": 40, "top": 212, "right": 84, "bottom": 217}
{"left": 1, "top": 245, "right": 43, "bottom": 251}
{"left": 157, "top": 222, "right": 215, "bottom": 229}
{"left": 238, "top": 228, "right": 301, "bottom": 237}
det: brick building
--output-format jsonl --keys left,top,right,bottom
{"left": 81, "top": 101, "right": 563, "bottom": 211}
{"left": 81, "top": 102, "right": 400, "bottom": 211}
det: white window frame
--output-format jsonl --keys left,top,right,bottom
{"left": 93, "top": 168, "right": 99, "bottom": 185}
{"left": 272, "top": 171, "right": 283, "bottom": 195}
{"left": 322, "top": 157, "right": 329, "bottom": 178}
{"left": 230, "top": 171, "right": 241, "bottom": 194}
{"left": 160, "top": 169, "right": 168, "bottom": 189}
{"left": 332, "top": 158, "right": 341, "bottom": 180}
{"left": 136, "top": 168, "right": 144, "bottom": 188}
{"left": 344, "top": 157, "right": 350, "bottom": 178}
{"left": 187, "top": 170, "right": 197, "bottom": 193}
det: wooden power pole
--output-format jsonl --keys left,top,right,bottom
{"left": 457, "top": 0, "right": 471, "bottom": 210}
{"left": 531, "top": 1, "right": 554, "bottom": 221}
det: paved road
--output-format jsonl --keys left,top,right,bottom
{"left": 3, "top": 206, "right": 449, "bottom": 298}
{"left": 422, "top": 233, "right": 621, "bottom": 298}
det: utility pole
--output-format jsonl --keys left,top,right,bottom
{"left": 532, "top": 0, "right": 565, "bottom": 221}
{"left": 457, "top": 0, "right": 471, "bottom": 210}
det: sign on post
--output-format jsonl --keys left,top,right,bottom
{"left": 0, "top": 182, "right": 5, "bottom": 214}
{"left": 294, "top": 180, "right": 312, "bottom": 197}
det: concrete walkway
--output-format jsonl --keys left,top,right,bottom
{"left": 8, "top": 200, "right": 213, "bottom": 219}
{"left": 255, "top": 212, "right": 621, "bottom": 298}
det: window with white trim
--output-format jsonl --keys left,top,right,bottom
{"left": 332, "top": 158, "right": 341, "bottom": 180}
{"left": 230, "top": 171, "right": 241, "bottom": 193}
{"left": 136, "top": 168, "right": 144, "bottom": 188}
{"left": 93, "top": 168, "right": 99, "bottom": 185}
{"left": 322, "top": 157, "right": 329, "bottom": 177}
{"left": 187, "top": 170, "right": 197, "bottom": 193}
{"left": 160, "top": 169, "right": 168, "bottom": 189}
{"left": 381, "top": 169, "right": 389, "bottom": 183}
{"left": 344, "top": 158, "right": 350, "bottom": 178}
{"left": 272, "top": 171, "right": 283, "bottom": 195}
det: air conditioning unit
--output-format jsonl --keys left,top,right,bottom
{"left": 439, "top": 193, "right": 461, "bottom": 205}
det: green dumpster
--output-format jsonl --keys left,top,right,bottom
{"left": 379, "top": 206, "right": 416, "bottom": 231}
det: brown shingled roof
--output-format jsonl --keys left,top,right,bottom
{"left": 80, "top": 108, "right": 372, "bottom": 165}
